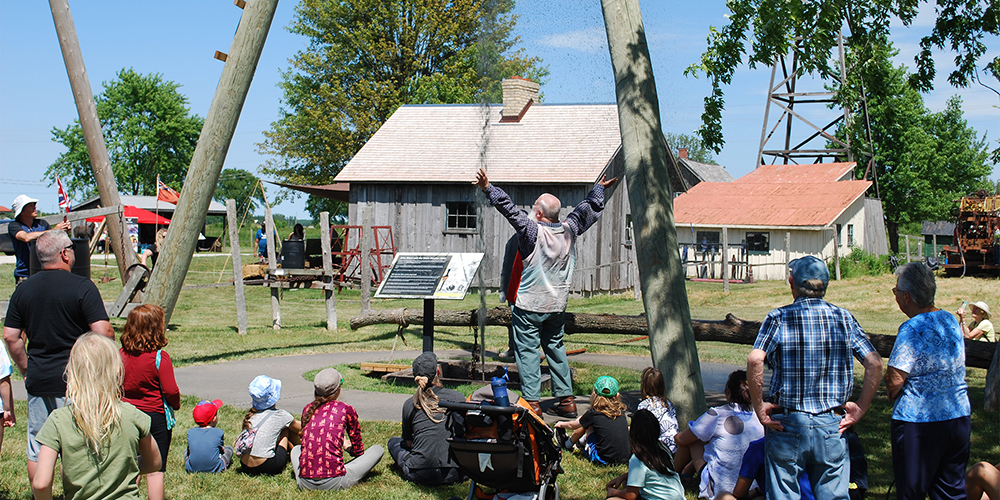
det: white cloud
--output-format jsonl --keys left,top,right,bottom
{"left": 539, "top": 27, "right": 608, "bottom": 54}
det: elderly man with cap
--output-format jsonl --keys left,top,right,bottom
{"left": 388, "top": 352, "right": 466, "bottom": 486}
{"left": 7, "top": 194, "right": 70, "bottom": 285}
{"left": 747, "top": 255, "right": 882, "bottom": 500}
{"left": 474, "top": 167, "right": 618, "bottom": 418}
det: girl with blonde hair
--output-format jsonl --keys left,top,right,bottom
{"left": 32, "top": 333, "right": 161, "bottom": 500}
{"left": 120, "top": 304, "right": 180, "bottom": 500}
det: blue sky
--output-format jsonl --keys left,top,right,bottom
{"left": 1, "top": 1, "right": 996, "bottom": 217}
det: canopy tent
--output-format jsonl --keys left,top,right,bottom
{"left": 266, "top": 180, "right": 350, "bottom": 202}
{"left": 86, "top": 205, "right": 171, "bottom": 225}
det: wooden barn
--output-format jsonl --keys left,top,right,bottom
{"left": 333, "top": 78, "right": 733, "bottom": 294}
{"left": 672, "top": 162, "right": 889, "bottom": 281}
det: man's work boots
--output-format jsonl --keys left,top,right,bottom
{"left": 525, "top": 400, "right": 542, "bottom": 415}
{"left": 546, "top": 396, "right": 578, "bottom": 418}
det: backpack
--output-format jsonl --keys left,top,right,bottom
{"left": 234, "top": 411, "right": 274, "bottom": 456}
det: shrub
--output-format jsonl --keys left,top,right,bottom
{"left": 830, "top": 247, "right": 893, "bottom": 278}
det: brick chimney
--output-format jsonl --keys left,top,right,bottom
{"left": 678, "top": 147, "right": 689, "bottom": 159}
{"left": 501, "top": 77, "right": 539, "bottom": 122}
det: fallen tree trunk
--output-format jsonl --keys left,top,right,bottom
{"left": 350, "top": 307, "right": 995, "bottom": 369}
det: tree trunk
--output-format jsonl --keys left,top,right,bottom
{"left": 887, "top": 219, "right": 900, "bottom": 255}
{"left": 348, "top": 308, "right": 996, "bottom": 370}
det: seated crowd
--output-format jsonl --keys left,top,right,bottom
{"left": 1, "top": 232, "right": 997, "bottom": 500}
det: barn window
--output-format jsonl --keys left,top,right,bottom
{"left": 847, "top": 224, "right": 855, "bottom": 247}
{"left": 746, "top": 232, "right": 770, "bottom": 254}
{"left": 624, "top": 215, "right": 633, "bottom": 246}
{"left": 445, "top": 202, "right": 477, "bottom": 232}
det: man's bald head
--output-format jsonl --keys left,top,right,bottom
{"left": 534, "top": 193, "right": 561, "bottom": 223}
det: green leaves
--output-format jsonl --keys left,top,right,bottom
{"left": 258, "top": 0, "right": 546, "bottom": 220}
{"left": 688, "top": 0, "right": 999, "bottom": 153}
{"left": 46, "top": 68, "right": 203, "bottom": 199}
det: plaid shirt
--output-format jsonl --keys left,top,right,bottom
{"left": 753, "top": 297, "right": 875, "bottom": 413}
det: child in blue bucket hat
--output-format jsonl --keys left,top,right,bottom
{"left": 237, "top": 375, "right": 301, "bottom": 476}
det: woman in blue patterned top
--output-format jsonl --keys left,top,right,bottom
{"left": 886, "top": 262, "right": 971, "bottom": 500}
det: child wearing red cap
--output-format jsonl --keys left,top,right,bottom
{"left": 184, "top": 400, "right": 233, "bottom": 473}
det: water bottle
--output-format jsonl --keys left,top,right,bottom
{"left": 491, "top": 376, "right": 510, "bottom": 407}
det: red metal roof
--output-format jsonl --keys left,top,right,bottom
{"left": 673, "top": 179, "right": 872, "bottom": 227}
{"left": 736, "top": 162, "right": 857, "bottom": 184}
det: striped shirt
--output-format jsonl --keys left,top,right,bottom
{"left": 753, "top": 297, "right": 875, "bottom": 414}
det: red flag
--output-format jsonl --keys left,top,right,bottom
{"left": 157, "top": 177, "right": 180, "bottom": 204}
{"left": 56, "top": 176, "right": 71, "bottom": 213}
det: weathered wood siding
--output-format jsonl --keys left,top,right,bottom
{"left": 348, "top": 172, "right": 636, "bottom": 294}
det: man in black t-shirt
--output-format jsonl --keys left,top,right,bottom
{"left": 3, "top": 230, "right": 113, "bottom": 482}
{"left": 7, "top": 194, "right": 70, "bottom": 285}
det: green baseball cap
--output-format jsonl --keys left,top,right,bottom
{"left": 594, "top": 376, "right": 619, "bottom": 397}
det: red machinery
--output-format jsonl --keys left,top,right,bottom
{"left": 331, "top": 225, "right": 397, "bottom": 286}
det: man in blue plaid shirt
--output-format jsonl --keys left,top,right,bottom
{"left": 747, "top": 256, "right": 882, "bottom": 500}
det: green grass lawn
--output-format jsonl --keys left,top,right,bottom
{"left": 0, "top": 259, "right": 997, "bottom": 499}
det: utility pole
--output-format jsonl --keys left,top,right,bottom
{"left": 600, "top": 0, "right": 706, "bottom": 423}
{"left": 145, "top": 0, "right": 280, "bottom": 321}
{"left": 49, "top": 0, "right": 139, "bottom": 281}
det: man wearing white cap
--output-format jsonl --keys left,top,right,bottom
{"left": 7, "top": 194, "right": 70, "bottom": 285}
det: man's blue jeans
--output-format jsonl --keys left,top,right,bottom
{"left": 765, "top": 411, "right": 849, "bottom": 500}
{"left": 511, "top": 306, "right": 573, "bottom": 402}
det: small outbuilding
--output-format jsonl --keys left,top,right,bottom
{"left": 672, "top": 162, "right": 889, "bottom": 281}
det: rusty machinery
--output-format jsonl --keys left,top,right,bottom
{"left": 941, "top": 190, "right": 1000, "bottom": 277}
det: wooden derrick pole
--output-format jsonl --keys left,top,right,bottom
{"left": 320, "top": 211, "right": 337, "bottom": 331}
{"left": 226, "top": 200, "right": 248, "bottom": 334}
{"left": 49, "top": 0, "right": 139, "bottom": 282}
{"left": 145, "top": 0, "right": 279, "bottom": 321}
{"left": 265, "top": 206, "right": 280, "bottom": 329}
{"left": 600, "top": 0, "right": 706, "bottom": 423}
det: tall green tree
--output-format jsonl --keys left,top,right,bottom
{"left": 836, "top": 44, "right": 992, "bottom": 252}
{"left": 259, "top": 0, "right": 547, "bottom": 220}
{"left": 213, "top": 169, "right": 267, "bottom": 220}
{"left": 47, "top": 68, "right": 203, "bottom": 199}
{"left": 664, "top": 132, "right": 717, "bottom": 164}
{"left": 685, "top": 0, "right": 998, "bottom": 154}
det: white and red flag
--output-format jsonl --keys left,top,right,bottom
{"left": 56, "top": 176, "right": 71, "bottom": 213}
{"left": 157, "top": 176, "right": 180, "bottom": 204}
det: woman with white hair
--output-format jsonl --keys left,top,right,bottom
{"left": 958, "top": 301, "right": 995, "bottom": 342}
{"left": 886, "top": 262, "right": 971, "bottom": 500}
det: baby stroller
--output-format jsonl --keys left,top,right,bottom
{"left": 441, "top": 398, "right": 562, "bottom": 500}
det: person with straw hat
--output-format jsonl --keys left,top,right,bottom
{"left": 958, "top": 301, "right": 994, "bottom": 342}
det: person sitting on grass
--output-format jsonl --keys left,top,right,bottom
{"left": 637, "top": 366, "right": 679, "bottom": 453}
{"left": 290, "top": 368, "right": 384, "bottom": 490}
{"left": 605, "top": 409, "right": 684, "bottom": 500}
{"left": 185, "top": 399, "right": 233, "bottom": 473}
{"left": 238, "top": 375, "right": 301, "bottom": 476}
{"left": 674, "top": 370, "right": 764, "bottom": 499}
{"left": 388, "top": 352, "right": 467, "bottom": 486}
{"left": 554, "top": 376, "right": 629, "bottom": 466}
{"left": 32, "top": 333, "right": 161, "bottom": 500}
{"left": 713, "top": 435, "right": 814, "bottom": 500}
{"left": 958, "top": 301, "right": 994, "bottom": 342}
{"left": 967, "top": 461, "right": 1000, "bottom": 500}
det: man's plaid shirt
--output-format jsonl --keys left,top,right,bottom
{"left": 753, "top": 297, "right": 876, "bottom": 413}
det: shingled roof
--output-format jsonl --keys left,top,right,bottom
{"left": 333, "top": 104, "right": 622, "bottom": 184}
{"left": 674, "top": 163, "right": 871, "bottom": 227}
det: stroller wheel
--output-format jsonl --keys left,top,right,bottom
{"left": 538, "top": 480, "right": 559, "bottom": 500}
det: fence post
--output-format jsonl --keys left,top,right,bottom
{"left": 784, "top": 232, "right": 791, "bottom": 281}
{"left": 320, "top": 211, "right": 337, "bottom": 331}
{"left": 832, "top": 228, "right": 841, "bottom": 280}
{"left": 722, "top": 226, "right": 729, "bottom": 292}
{"left": 905, "top": 235, "right": 911, "bottom": 262}
{"left": 226, "top": 200, "right": 247, "bottom": 335}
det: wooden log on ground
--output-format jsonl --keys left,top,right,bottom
{"left": 349, "top": 308, "right": 995, "bottom": 369}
